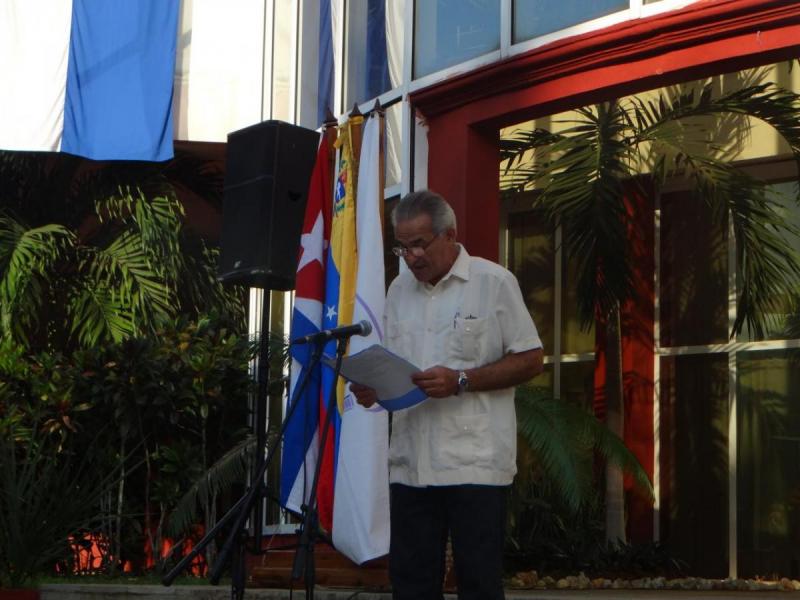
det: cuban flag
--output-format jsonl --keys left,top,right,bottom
{"left": 331, "top": 112, "right": 390, "bottom": 563}
{"left": 280, "top": 132, "right": 331, "bottom": 516}
{"left": 0, "top": 0, "right": 178, "bottom": 161}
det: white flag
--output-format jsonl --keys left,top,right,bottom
{"left": 331, "top": 113, "right": 390, "bottom": 563}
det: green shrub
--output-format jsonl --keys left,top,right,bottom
{"left": 0, "top": 315, "right": 262, "bottom": 577}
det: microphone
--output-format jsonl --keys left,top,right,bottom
{"left": 291, "top": 320, "right": 373, "bottom": 345}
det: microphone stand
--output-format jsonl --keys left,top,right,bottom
{"left": 290, "top": 335, "right": 349, "bottom": 600}
{"left": 162, "top": 331, "right": 331, "bottom": 599}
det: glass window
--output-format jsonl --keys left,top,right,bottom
{"left": 660, "top": 190, "right": 728, "bottom": 347}
{"left": 513, "top": 0, "right": 628, "bottom": 43}
{"left": 272, "top": 0, "right": 294, "bottom": 122}
{"left": 507, "top": 209, "right": 555, "bottom": 353}
{"left": 737, "top": 181, "right": 800, "bottom": 342}
{"left": 561, "top": 251, "right": 595, "bottom": 355}
{"left": 384, "top": 101, "right": 402, "bottom": 188}
{"left": 560, "top": 360, "right": 594, "bottom": 408}
{"left": 659, "top": 354, "right": 729, "bottom": 577}
{"left": 414, "top": 0, "right": 500, "bottom": 78}
{"left": 345, "top": 0, "right": 403, "bottom": 108}
{"left": 737, "top": 349, "right": 800, "bottom": 579}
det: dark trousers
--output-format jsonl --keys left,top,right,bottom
{"left": 389, "top": 483, "right": 507, "bottom": 600}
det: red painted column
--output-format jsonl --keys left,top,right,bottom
{"left": 426, "top": 110, "right": 500, "bottom": 261}
{"left": 622, "top": 188, "right": 655, "bottom": 543}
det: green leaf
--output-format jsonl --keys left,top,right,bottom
{"left": 515, "top": 385, "right": 653, "bottom": 513}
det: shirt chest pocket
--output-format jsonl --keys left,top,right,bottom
{"left": 448, "top": 316, "right": 488, "bottom": 364}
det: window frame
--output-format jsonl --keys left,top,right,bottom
{"left": 653, "top": 157, "right": 800, "bottom": 577}
{"left": 500, "top": 193, "right": 596, "bottom": 403}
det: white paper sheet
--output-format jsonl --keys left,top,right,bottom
{"left": 324, "top": 344, "right": 428, "bottom": 411}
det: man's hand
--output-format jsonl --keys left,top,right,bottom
{"left": 350, "top": 382, "right": 379, "bottom": 408}
{"left": 411, "top": 366, "right": 458, "bottom": 398}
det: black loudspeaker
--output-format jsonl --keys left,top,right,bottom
{"left": 218, "top": 120, "right": 320, "bottom": 290}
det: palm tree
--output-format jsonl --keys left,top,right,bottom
{"left": 500, "top": 72, "right": 800, "bottom": 542}
{"left": 0, "top": 150, "right": 244, "bottom": 352}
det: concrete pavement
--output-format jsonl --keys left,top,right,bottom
{"left": 38, "top": 584, "right": 800, "bottom": 599}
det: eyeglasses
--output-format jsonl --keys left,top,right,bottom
{"left": 391, "top": 234, "right": 440, "bottom": 258}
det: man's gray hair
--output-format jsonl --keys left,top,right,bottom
{"left": 391, "top": 190, "right": 457, "bottom": 234}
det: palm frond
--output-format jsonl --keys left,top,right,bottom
{"left": 627, "top": 80, "right": 800, "bottom": 337}
{"left": 500, "top": 128, "right": 567, "bottom": 167}
{"left": 515, "top": 385, "right": 652, "bottom": 513}
{"left": 731, "top": 183, "right": 800, "bottom": 337}
{"left": 675, "top": 158, "right": 800, "bottom": 338}
{"left": 166, "top": 434, "right": 255, "bottom": 538}
{"left": 175, "top": 239, "right": 247, "bottom": 326}
{"left": 64, "top": 224, "right": 177, "bottom": 346}
{"left": 631, "top": 78, "right": 800, "bottom": 172}
{"left": 92, "top": 232, "right": 173, "bottom": 317}
{"left": 102, "top": 189, "right": 187, "bottom": 301}
{"left": 67, "top": 283, "right": 136, "bottom": 346}
{"left": 532, "top": 102, "right": 640, "bottom": 325}
{"left": 0, "top": 215, "right": 74, "bottom": 344}
{"left": 1, "top": 151, "right": 246, "bottom": 351}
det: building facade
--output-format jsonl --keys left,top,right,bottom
{"left": 172, "top": 0, "right": 800, "bottom": 579}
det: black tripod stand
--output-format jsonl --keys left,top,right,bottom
{"left": 162, "top": 323, "right": 352, "bottom": 600}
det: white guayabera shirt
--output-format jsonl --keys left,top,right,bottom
{"left": 384, "top": 245, "right": 542, "bottom": 487}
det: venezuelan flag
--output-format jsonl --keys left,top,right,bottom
{"left": 318, "top": 115, "right": 362, "bottom": 533}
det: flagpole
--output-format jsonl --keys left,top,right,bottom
{"left": 251, "top": 287, "right": 270, "bottom": 567}
{"left": 347, "top": 103, "right": 365, "bottom": 207}
{"left": 373, "top": 99, "right": 385, "bottom": 231}
{"left": 324, "top": 108, "right": 338, "bottom": 171}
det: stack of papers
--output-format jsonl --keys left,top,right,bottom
{"left": 324, "top": 344, "right": 428, "bottom": 411}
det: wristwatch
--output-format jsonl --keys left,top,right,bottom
{"left": 456, "top": 370, "right": 470, "bottom": 395}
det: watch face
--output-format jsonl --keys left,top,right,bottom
{"left": 458, "top": 372, "right": 468, "bottom": 389}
